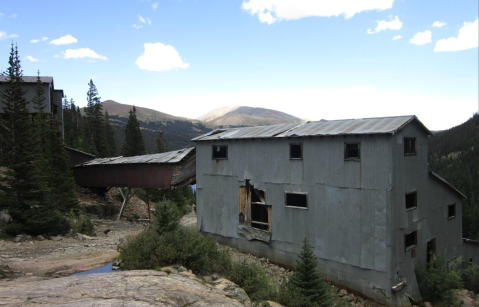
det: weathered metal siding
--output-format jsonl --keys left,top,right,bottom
{"left": 73, "top": 164, "right": 175, "bottom": 189}
{"left": 390, "top": 120, "right": 464, "bottom": 303}
{"left": 0, "top": 82, "right": 52, "bottom": 114}
{"left": 196, "top": 134, "right": 394, "bottom": 304}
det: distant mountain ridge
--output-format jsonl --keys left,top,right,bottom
{"left": 198, "top": 106, "right": 304, "bottom": 126}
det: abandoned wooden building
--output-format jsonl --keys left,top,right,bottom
{"left": 192, "top": 115, "right": 477, "bottom": 306}
{"left": 0, "top": 76, "right": 64, "bottom": 128}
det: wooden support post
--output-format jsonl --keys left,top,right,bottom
{"left": 117, "top": 188, "right": 131, "bottom": 220}
{"left": 146, "top": 189, "right": 151, "bottom": 220}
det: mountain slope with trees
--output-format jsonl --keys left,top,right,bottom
{"left": 428, "top": 113, "right": 479, "bottom": 240}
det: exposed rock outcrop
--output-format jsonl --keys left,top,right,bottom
{"left": 0, "top": 270, "right": 247, "bottom": 306}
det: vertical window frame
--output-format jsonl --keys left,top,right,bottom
{"left": 404, "top": 137, "right": 417, "bottom": 156}
{"left": 405, "top": 229, "right": 418, "bottom": 252}
{"left": 405, "top": 191, "right": 418, "bottom": 211}
{"left": 448, "top": 204, "right": 456, "bottom": 220}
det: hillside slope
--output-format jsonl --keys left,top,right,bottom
{"left": 198, "top": 106, "right": 304, "bottom": 126}
{"left": 428, "top": 113, "right": 479, "bottom": 239}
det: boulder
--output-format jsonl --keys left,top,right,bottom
{"left": 49, "top": 235, "right": 63, "bottom": 241}
{"left": 455, "top": 289, "right": 479, "bottom": 307}
{"left": 424, "top": 302, "right": 433, "bottom": 307}
{"left": 13, "top": 234, "right": 26, "bottom": 243}
{"left": 0, "top": 210, "right": 12, "bottom": 228}
{"left": 36, "top": 235, "right": 44, "bottom": 241}
{"left": 213, "top": 278, "right": 251, "bottom": 304}
{"left": 77, "top": 233, "right": 96, "bottom": 240}
{"left": 338, "top": 289, "right": 348, "bottom": 297}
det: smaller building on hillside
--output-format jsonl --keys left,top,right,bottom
{"left": 0, "top": 76, "right": 64, "bottom": 128}
{"left": 192, "top": 115, "right": 477, "bottom": 307}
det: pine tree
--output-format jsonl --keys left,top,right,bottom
{"left": 155, "top": 130, "right": 167, "bottom": 153}
{"left": 121, "top": 106, "right": 145, "bottom": 157}
{"left": 83, "top": 80, "right": 108, "bottom": 156}
{"left": 0, "top": 44, "right": 37, "bottom": 214}
{"left": 104, "top": 111, "right": 116, "bottom": 156}
{"left": 288, "top": 236, "right": 333, "bottom": 307}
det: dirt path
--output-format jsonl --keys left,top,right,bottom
{"left": 0, "top": 219, "right": 146, "bottom": 284}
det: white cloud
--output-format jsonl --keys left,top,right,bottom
{"left": 434, "top": 19, "right": 478, "bottom": 52}
{"left": 152, "top": 3, "right": 158, "bottom": 10}
{"left": 136, "top": 42, "right": 189, "bottom": 72}
{"left": 31, "top": 37, "right": 49, "bottom": 43}
{"left": 50, "top": 34, "right": 78, "bottom": 45}
{"left": 146, "top": 17, "right": 152, "bottom": 25}
{"left": 0, "top": 30, "right": 18, "bottom": 40}
{"left": 409, "top": 30, "right": 432, "bottom": 45}
{"left": 259, "top": 11, "right": 275, "bottom": 25}
{"left": 133, "top": 24, "right": 143, "bottom": 29}
{"left": 27, "top": 55, "right": 39, "bottom": 62}
{"left": 53, "top": 54, "right": 60, "bottom": 58}
{"left": 242, "top": 0, "right": 394, "bottom": 24}
{"left": 393, "top": 35, "right": 402, "bottom": 40}
{"left": 63, "top": 48, "right": 107, "bottom": 60}
{"left": 433, "top": 21, "right": 446, "bottom": 28}
{"left": 367, "top": 16, "right": 402, "bottom": 34}
{"left": 138, "top": 15, "right": 147, "bottom": 23}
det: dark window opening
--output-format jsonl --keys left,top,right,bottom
{"left": 427, "top": 238, "right": 436, "bottom": 265}
{"left": 404, "top": 137, "right": 417, "bottom": 156}
{"left": 405, "top": 230, "right": 417, "bottom": 251}
{"left": 405, "top": 192, "right": 417, "bottom": 210}
{"left": 252, "top": 189, "right": 265, "bottom": 204}
{"left": 251, "top": 204, "right": 269, "bottom": 230}
{"left": 290, "top": 143, "right": 302, "bottom": 159}
{"left": 344, "top": 143, "right": 360, "bottom": 160}
{"left": 448, "top": 204, "right": 456, "bottom": 219}
{"left": 212, "top": 145, "right": 228, "bottom": 159}
{"left": 285, "top": 192, "right": 307, "bottom": 208}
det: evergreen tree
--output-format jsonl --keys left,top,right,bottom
{"left": 288, "top": 236, "right": 333, "bottom": 307}
{"left": 121, "top": 106, "right": 145, "bottom": 157}
{"left": 83, "top": 80, "right": 108, "bottom": 156}
{"left": 0, "top": 44, "right": 37, "bottom": 213}
{"left": 155, "top": 130, "right": 167, "bottom": 153}
{"left": 104, "top": 111, "right": 116, "bottom": 156}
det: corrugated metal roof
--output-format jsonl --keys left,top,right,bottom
{"left": 192, "top": 115, "right": 431, "bottom": 141}
{"left": 0, "top": 76, "right": 53, "bottom": 84}
{"left": 73, "top": 147, "right": 195, "bottom": 167}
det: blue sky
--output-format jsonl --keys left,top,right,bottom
{"left": 1, "top": 0, "right": 478, "bottom": 130}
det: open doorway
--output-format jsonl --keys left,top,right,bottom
{"left": 239, "top": 180, "right": 272, "bottom": 232}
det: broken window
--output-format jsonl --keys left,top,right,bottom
{"left": 290, "top": 143, "right": 303, "bottom": 160}
{"left": 405, "top": 191, "right": 417, "bottom": 210}
{"left": 239, "top": 183, "right": 272, "bottom": 232}
{"left": 405, "top": 230, "right": 417, "bottom": 251}
{"left": 212, "top": 145, "right": 228, "bottom": 159}
{"left": 404, "top": 137, "right": 417, "bottom": 156}
{"left": 427, "top": 238, "right": 436, "bottom": 265}
{"left": 285, "top": 192, "right": 308, "bottom": 208}
{"left": 448, "top": 204, "right": 456, "bottom": 219}
{"left": 344, "top": 142, "right": 360, "bottom": 160}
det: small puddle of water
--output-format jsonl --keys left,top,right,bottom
{"left": 70, "top": 262, "right": 120, "bottom": 276}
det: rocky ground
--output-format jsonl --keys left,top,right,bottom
{"left": 1, "top": 188, "right": 478, "bottom": 307}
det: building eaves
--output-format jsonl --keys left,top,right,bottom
{"left": 0, "top": 76, "right": 54, "bottom": 84}
{"left": 64, "top": 146, "right": 96, "bottom": 158}
{"left": 429, "top": 171, "right": 467, "bottom": 199}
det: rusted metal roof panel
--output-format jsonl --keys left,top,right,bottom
{"left": 73, "top": 147, "right": 195, "bottom": 167}
{"left": 193, "top": 115, "right": 431, "bottom": 141}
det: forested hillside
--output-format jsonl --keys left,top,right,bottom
{"left": 109, "top": 115, "right": 211, "bottom": 154}
{"left": 428, "top": 113, "right": 479, "bottom": 240}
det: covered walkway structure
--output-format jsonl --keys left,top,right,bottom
{"left": 71, "top": 147, "right": 196, "bottom": 219}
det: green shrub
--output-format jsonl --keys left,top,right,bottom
{"left": 224, "top": 259, "right": 276, "bottom": 301}
{"left": 416, "top": 254, "right": 463, "bottom": 304}
{"left": 67, "top": 211, "right": 95, "bottom": 236}
{"left": 460, "top": 262, "right": 479, "bottom": 293}
{"left": 119, "top": 228, "right": 163, "bottom": 270}
{"left": 153, "top": 200, "right": 179, "bottom": 236}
